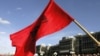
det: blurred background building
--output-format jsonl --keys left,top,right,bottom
{"left": 36, "top": 31, "right": 100, "bottom": 56}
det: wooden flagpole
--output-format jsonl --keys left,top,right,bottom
{"left": 73, "top": 19, "right": 100, "bottom": 46}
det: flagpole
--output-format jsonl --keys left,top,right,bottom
{"left": 73, "top": 19, "right": 100, "bottom": 46}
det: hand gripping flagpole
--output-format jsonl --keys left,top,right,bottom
{"left": 73, "top": 19, "right": 100, "bottom": 46}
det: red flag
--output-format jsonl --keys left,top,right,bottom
{"left": 10, "top": 0, "right": 74, "bottom": 56}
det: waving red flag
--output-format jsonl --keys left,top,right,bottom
{"left": 10, "top": 0, "right": 74, "bottom": 56}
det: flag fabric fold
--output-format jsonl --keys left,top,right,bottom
{"left": 10, "top": 0, "right": 74, "bottom": 56}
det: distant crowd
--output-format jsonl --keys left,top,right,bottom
{"left": 65, "top": 53, "right": 100, "bottom": 56}
{"left": 34, "top": 53, "right": 100, "bottom": 56}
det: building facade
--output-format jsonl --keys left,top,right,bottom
{"left": 36, "top": 31, "right": 100, "bottom": 56}
{"left": 59, "top": 37, "right": 75, "bottom": 55}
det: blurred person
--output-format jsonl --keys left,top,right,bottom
{"left": 97, "top": 53, "right": 100, "bottom": 56}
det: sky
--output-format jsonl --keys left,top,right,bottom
{"left": 0, "top": 0, "right": 100, "bottom": 54}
